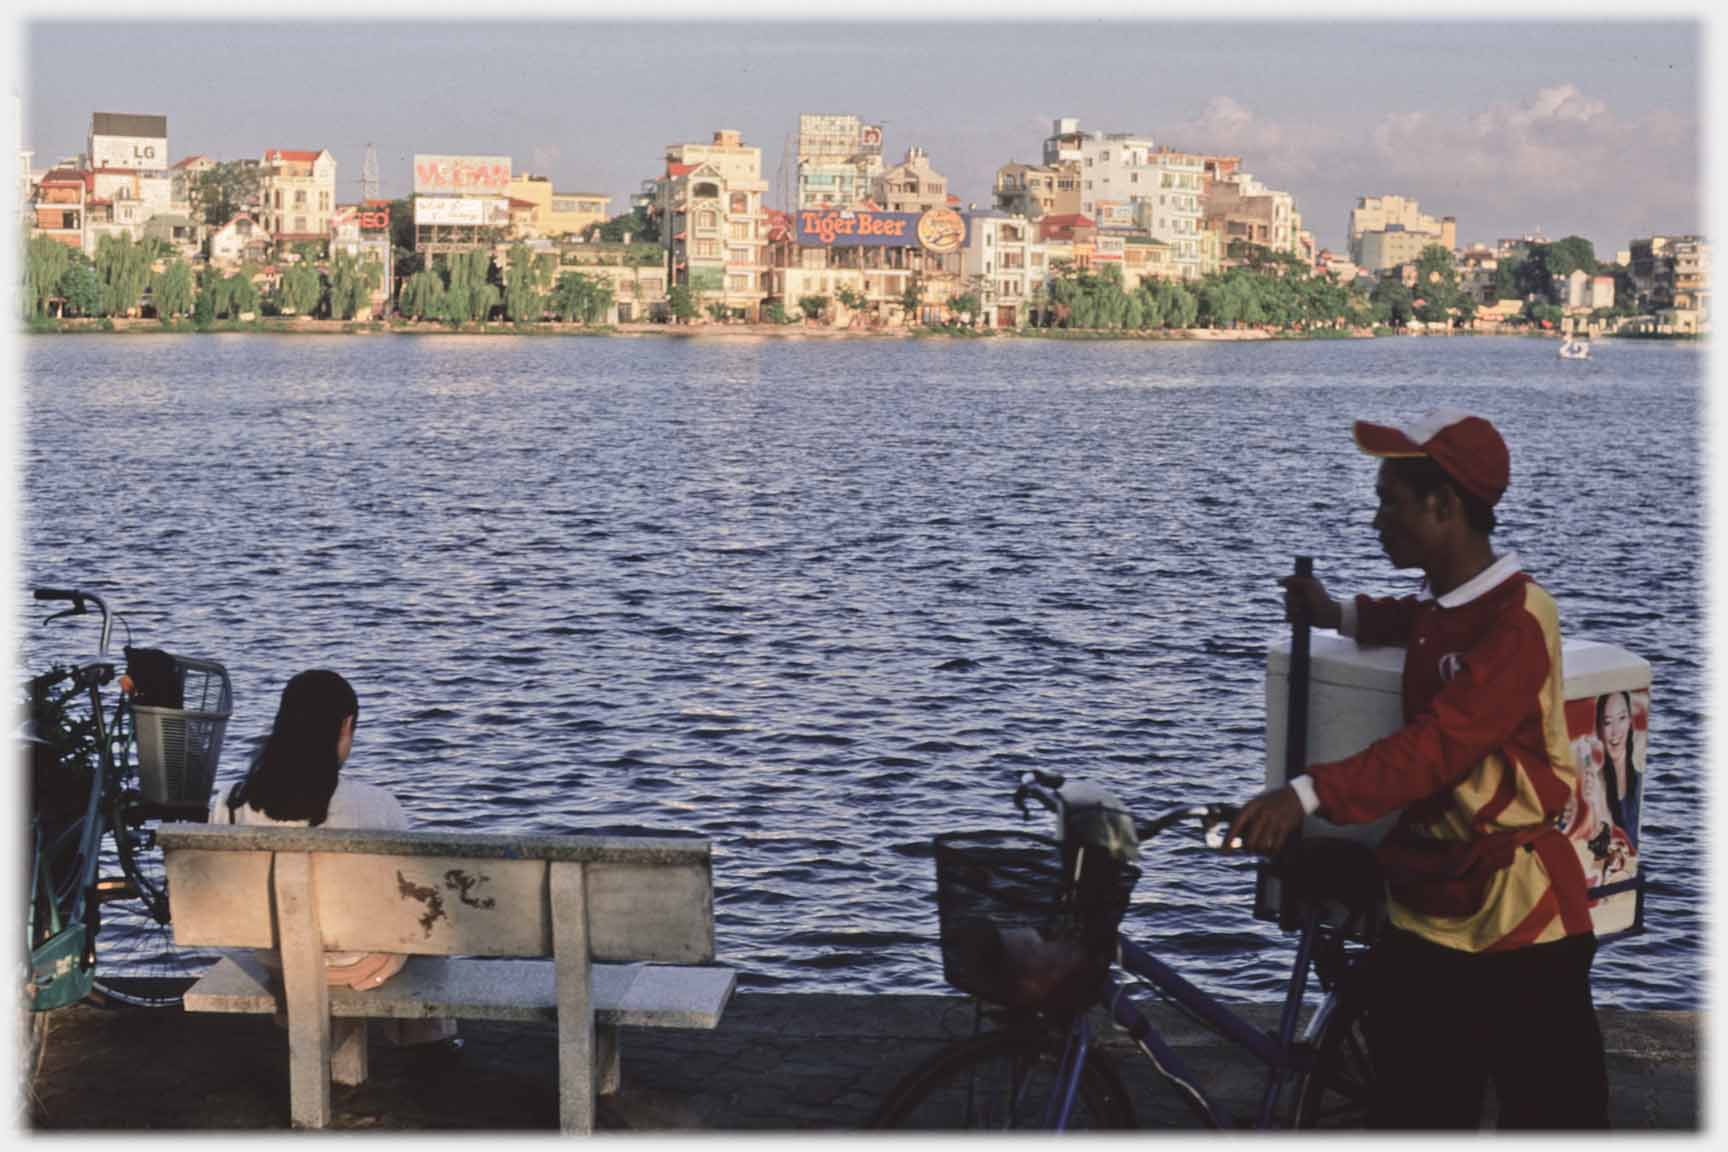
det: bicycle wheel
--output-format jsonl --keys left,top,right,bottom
{"left": 88, "top": 805, "right": 212, "bottom": 1009}
{"left": 871, "top": 1025, "right": 1136, "bottom": 1130}
{"left": 1293, "top": 989, "right": 1374, "bottom": 1128}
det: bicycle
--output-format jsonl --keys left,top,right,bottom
{"left": 871, "top": 769, "right": 1382, "bottom": 1130}
{"left": 21, "top": 587, "right": 231, "bottom": 1085}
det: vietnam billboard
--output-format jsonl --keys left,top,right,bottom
{"left": 795, "top": 206, "right": 968, "bottom": 253}
{"left": 413, "top": 154, "right": 513, "bottom": 196}
{"left": 414, "top": 196, "right": 509, "bottom": 227}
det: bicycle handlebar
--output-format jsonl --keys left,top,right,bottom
{"left": 33, "top": 586, "right": 115, "bottom": 659}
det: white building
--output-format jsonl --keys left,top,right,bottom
{"left": 962, "top": 210, "right": 1043, "bottom": 329}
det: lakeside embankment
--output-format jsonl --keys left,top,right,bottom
{"left": 25, "top": 316, "right": 1698, "bottom": 342}
{"left": 26, "top": 994, "right": 1700, "bottom": 1131}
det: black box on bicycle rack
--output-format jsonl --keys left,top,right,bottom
{"left": 1260, "top": 633, "right": 1650, "bottom": 943}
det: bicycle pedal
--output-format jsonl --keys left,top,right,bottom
{"left": 93, "top": 877, "right": 138, "bottom": 902}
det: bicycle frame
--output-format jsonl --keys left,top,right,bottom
{"left": 25, "top": 594, "right": 133, "bottom": 1012}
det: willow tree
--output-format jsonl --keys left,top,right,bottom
{"left": 503, "top": 244, "right": 553, "bottom": 323}
{"left": 24, "top": 233, "right": 73, "bottom": 318}
{"left": 328, "top": 250, "right": 383, "bottom": 321}
{"left": 151, "top": 259, "right": 196, "bottom": 319}
{"left": 277, "top": 264, "right": 324, "bottom": 317}
{"left": 226, "top": 272, "right": 260, "bottom": 318}
{"left": 95, "top": 234, "right": 154, "bottom": 318}
{"left": 440, "top": 250, "right": 498, "bottom": 325}
{"left": 398, "top": 268, "right": 445, "bottom": 321}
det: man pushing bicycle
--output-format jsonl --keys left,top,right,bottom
{"left": 1229, "top": 408, "right": 1609, "bottom": 1130}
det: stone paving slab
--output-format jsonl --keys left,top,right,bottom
{"left": 23, "top": 993, "right": 1699, "bottom": 1131}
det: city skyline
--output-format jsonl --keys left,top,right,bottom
{"left": 18, "top": 18, "right": 1704, "bottom": 255}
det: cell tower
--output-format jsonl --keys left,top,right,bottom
{"left": 362, "top": 142, "right": 380, "bottom": 200}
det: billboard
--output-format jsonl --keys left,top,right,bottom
{"left": 91, "top": 135, "right": 168, "bottom": 171}
{"left": 859, "top": 124, "right": 884, "bottom": 155}
{"left": 415, "top": 196, "right": 508, "bottom": 227}
{"left": 413, "top": 154, "right": 513, "bottom": 196}
{"left": 796, "top": 207, "right": 968, "bottom": 253}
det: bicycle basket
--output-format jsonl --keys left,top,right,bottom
{"left": 934, "top": 829, "right": 1139, "bottom": 1012}
{"left": 131, "top": 654, "right": 232, "bottom": 809}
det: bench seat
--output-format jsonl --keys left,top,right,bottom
{"left": 188, "top": 953, "right": 735, "bottom": 1028}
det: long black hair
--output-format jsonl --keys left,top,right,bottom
{"left": 227, "top": 670, "right": 358, "bottom": 826}
{"left": 1597, "top": 690, "right": 1637, "bottom": 835}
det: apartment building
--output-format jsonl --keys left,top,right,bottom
{"left": 503, "top": 174, "right": 610, "bottom": 237}
{"left": 32, "top": 168, "right": 92, "bottom": 251}
{"left": 872, "top": 147, "right": 951, "bottom": 214}
{"left": 1204, "top": 169, "right": 1297, "bottom": 257}
{"left": 993, "top": 161, "right": 1081, "bottom": 221}
{"left": 962, "top": 210, "right": 1043, "bottom": 329}
{"left": 260, "top": 148, "right": 338, "bottom": 249}
{"left": 1134, "top": 149, "right": 1206, "bottom": 279}
{"left": 659, "top": 129, "right": 769, "bottom": 319}
{"left": 795, "top": 113, "right": 885, "bottom": 209}
{"left": 1348, "top": 195, "right": 1455, "bottom": 269}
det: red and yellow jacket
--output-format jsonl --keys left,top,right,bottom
{"left": 1307, "top": 555, "right": 1593, "bottom": 953}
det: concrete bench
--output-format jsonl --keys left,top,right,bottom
{"left": 158, "top": 824, "right": 735, "bottom": 1133}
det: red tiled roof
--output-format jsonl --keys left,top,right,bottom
{"left": 171, "top": 155, "right": 209, "bottom": 169}
{"left": 265, "top": 149, "right": 323, "bottom": 164}
{"left": 667, "top": 162, "right": 698, "bottom": 178}
{"left": 507, "top": 197, "right": 536, "bottom": 209}
{"left": 1042, "top": 213, "right": 1094, "bottom": 226}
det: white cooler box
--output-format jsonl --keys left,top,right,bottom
{"left": 1259, "top": 633, "right": 1650, "bottom": 941}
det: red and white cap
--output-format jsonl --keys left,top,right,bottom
{"left": 1353, "top": 407, "right": 1510, "bottom": 507}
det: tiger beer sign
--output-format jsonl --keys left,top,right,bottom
{"left": 795, "top": 207, "right": 968, "bottom": 253}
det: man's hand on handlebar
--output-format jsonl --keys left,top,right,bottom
{"left": 1279, "top": 574, "right": 1342, "bottom": 631}
{"left": 1226, "top": 786, "right": 1305, "bottom": 857}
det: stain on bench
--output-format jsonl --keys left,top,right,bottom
{"left": 395, "top": 872, "right": 447, "bottom": 936}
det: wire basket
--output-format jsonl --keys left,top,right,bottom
{"left": 934, "top": 829, "right": 1139, "bottom": 1012}
{"left": 132, "top": 655, "right": 232, "bottom": 809}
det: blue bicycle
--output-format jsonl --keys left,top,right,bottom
{"left": 871, "top": 769, "right": 1380, "bottom": 1130}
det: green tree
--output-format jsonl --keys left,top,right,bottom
{"left": 227, "top": 272, "right": 260, "bottom": 319}
{"left": 60, "top": 259, "right": 103, "bottom": 318}
{"left": 277, "top": 264, "right": 323, "bottom": 317}
{"left": 1545, "top": 236, "right": 1598, "bottom": 278}
{"left": 151, "top": 259, "right": 196, "bottom": 320}
{"left": 797, "top": 294, "right": 829, "bottom": 322}
{"left": 24, "top": 233, "right": 73, "bottom": 317}
{"left": 192, "top": 268, "right": 218, "bottom": 326}
{"left": 836, "top": 284, "right": 867, "bottom": 314}
{"left": 328, "top": 249, "right": 383, "bottom": 321}
{"left": 589, "top": 206, "right": 659, "bottom": 245}
{"left": 946, "top": 292, "right": 980, "bottom": 327}
{"left": 1412, "top": 245, "right": 1461, "bottom": 325}
{"left": 899, "top": 278, "right": 922, "bottom": 326}
{"left": 764, "top": 301, "right": 787, "bottom": 324}
{"left": 94, "top": 233, "right": 153, "bottom": 318}
{"left": 1370, "top": 276, "right": 1415, "bottom": 327}
{"left": 398, "top": 268, "right": 445, "bottom": 321}
{"left": 439, "top": 250, "right": 499, "bottom": 325}
{"left": 194, "top": 161, "right": 261, "bottom": 229}
{"left": 706, "top": 303, "right": 730, "bottom": 322}
{"left": 1165, "top": 282, "right": 1199, "bottom": 329}
{"left": 503, "top": 243, "right": 554, "bottom": 323}
{"left": 667, "top": 284, "right": 697, "bottom": 323}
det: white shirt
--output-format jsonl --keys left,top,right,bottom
{"left": 209, "top": 776, "right": 409, "bottom": 966}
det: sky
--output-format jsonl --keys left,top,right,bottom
{"left": 11, "top": 11, "right": 1706, "bottom": 257}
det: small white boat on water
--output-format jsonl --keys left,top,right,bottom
{"left": 1558, "top": 338, "right": 1592, "bottom": 360}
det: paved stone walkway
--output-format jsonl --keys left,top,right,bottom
{"left": 24, "top": 993, "right": 1699, "bottom": 1131}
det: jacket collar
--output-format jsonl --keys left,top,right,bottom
{"left": 1428, "top": 551, "right": 1523, "bottom": 609}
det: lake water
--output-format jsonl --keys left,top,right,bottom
{"left": 19, "top": 333, "right": 1705, "bottom": 1009}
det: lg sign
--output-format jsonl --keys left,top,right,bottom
{"left": 92, "top": 136, "right": 167, "bottom": 170}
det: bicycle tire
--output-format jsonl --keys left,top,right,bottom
{"left": 88, "top": 804, "right": 211, "bottom": 1010}
{"left": 870, "top": 1025, "right": 1136, "bottom": 1130}
{"left": 1293, "top": 987, "right": 1375, "bottom": 1128}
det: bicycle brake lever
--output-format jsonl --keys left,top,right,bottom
{"left": 43, "top": 607, "right": 85, "bottom": 627}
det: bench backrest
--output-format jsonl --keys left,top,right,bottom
{"left": 158, "top": 825, "right": 715, "bottom": 963}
